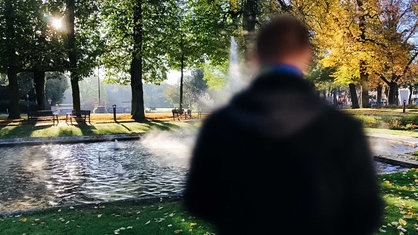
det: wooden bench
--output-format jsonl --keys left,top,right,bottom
{"left": 27, "top": 110, "right": 59, "bottom": 125}
{"left": 66, "top": 110, "right": 91, "bottom": 125}
{"left": 172, "top": 108, "right": 192, "bottom": 121}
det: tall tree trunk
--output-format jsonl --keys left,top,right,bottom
{"left": 361, "top": 78, "right": 370, "bottom": 108}
{"left": 66, "top": 0, "right": 80, "bottom": 116}
{"left": 357, "top": 0, "right": 370, "bottom": 108}
{"left": 130, "top": 0, "right": 145, "bottom": 121}
{"left": 332, "top": 88, "right": 338, "bottom": 106}
{"left": 5, "top": 0, "right": 20, "bottom": 119}
{"left": 376, "top": 84, "right": 382, "bottom": 108}
{"left": 180, "top": 51, "right": 184, "bottom": 111}
{"left": 409, "top": 85, "right": 413, "bottom": 105}
{"left": 388, "top": 82, "right": 398, "bottom": 105}
{"left": 7, "top": 69, "right": 19, "bottom": 119}
{"left": 242, "top": 0, "right": 257, "bottom": 61}
{"left": 33, "top": 70, "right": 46, "bottom": 110}
{"left": 349, "top": 83, "right": 360, "bottom": 109}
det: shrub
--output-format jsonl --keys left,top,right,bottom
{"left": 354, "top": 115, "right": 379, "bottom": 128}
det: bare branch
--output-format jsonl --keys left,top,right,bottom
{"left": 375, "top": 71, "right": 390, "bottom": 85}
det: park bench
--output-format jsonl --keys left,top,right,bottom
{"left": 66, "top": 109, "right": 91, "bottom": 125}
{"left": 172, "top": 108, "right": 192, "bottom": 121}
{"left": 27, "top": 110, "right": 59, "bottom": 125}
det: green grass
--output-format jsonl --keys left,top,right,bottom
{"left": 0, "top": 120, "right": 197, "bottom": 139}
{"left": 375, "top": 169, "right": 418, "bottom": 234}
{"left": 0, "top": 200, "right": 215, "bottom": 235}
{"left": 1, "top": 171, "right": 417, "bottom": 235}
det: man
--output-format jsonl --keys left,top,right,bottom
{"left": 183, "top": 15, "right": 383, "bottom": 235}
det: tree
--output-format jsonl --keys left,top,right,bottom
{"left": 63, "top": 0, "right": 102, "bottom": 117}
{"left": 0, "top": 0, "right": 25, "bottom": 118}
{"left": 101, "top": 0, "right": 173, "bottom": 121}
{"left": 166, "top": 0, "right": 234, "bottom": 110}
{"left": 372, "top": 0, "right": 418, "bottom": 105}
{"left": 45, "top": 72, "right": 69, "bottom": 105}
{"left": 312, "top": 0, "right": 382, "bottom": 108}
{"left": 184, "top": 69, "right": 208, "bottom": 108}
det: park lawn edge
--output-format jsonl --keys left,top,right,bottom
{"left": 1, "top": 170, "right": 417, "bottom": 235}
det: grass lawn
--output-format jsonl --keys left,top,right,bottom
{"left": 0, "top": 113, "right": 201, "bottom": 139}
{"left": 0, "top": 170, "right": 417, "bottom": 235}
{"left": 375, "top": 169, "right": 418, "bottom": 234}
{"left": 0, "top": 199, "right": 215, "bottom": 235}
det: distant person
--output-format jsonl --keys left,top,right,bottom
{"left": 183, "top": 15, "right": 383, "bottom": 235}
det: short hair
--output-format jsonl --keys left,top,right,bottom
{"left": 256, "top": 15, "right": 311, "bottom": 61}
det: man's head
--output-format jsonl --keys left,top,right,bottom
{"left": 256, "top": 15, "right": 312, "bottom": 73}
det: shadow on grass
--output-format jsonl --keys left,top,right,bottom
{"left": 145, "top": 119, "right": 179, "bottom": 131}
{"left": 72, "top": 122, "right": 98, "bottom": 136}
{"left": 0, "top": 122, "right": 52, "bottom": 139}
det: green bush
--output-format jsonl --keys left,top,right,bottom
{"left": 387, "top": 116, "right": 418, "bottom": 130}
{"left": 354, "top": 115, "right": 379, "bottom": 128}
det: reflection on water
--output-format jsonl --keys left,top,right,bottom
{"left": 0, "top": 132, "right": 412, "bottom": 213}
{"left": 0, "top": 140, "right": 189, "bottom": 213}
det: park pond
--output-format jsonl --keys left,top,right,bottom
{"left": 0, "top": 129, "right": 412, "bottom": 213}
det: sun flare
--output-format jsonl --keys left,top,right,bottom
{"left": 51, "top": 17, "right": 63, "bottom": 30}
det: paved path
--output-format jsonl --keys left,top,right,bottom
{"left": 366, "top": 132, "right": 418, "bottom": 147}
{"left": 366, "top": 132, "right": 418, "bottom": 168}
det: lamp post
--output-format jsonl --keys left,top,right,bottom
{"left": 97, "top": 67, "right": 101, "bottom": 106}
{"left": 26, "top": 94, "right": 29, "bottom": 113}
{"left": 112, "top": 104, "right": 117, "bottom": 122}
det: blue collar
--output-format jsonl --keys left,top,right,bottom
{"left": 262, "top": 64, "right": 303, "bottom": 77}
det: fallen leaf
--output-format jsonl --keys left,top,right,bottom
{"left": 97, "top": 214, "right": 102, "bottom": 218}
{"left": 21, "top": 218, "right": 27, "bottom": 223}
{"left": 174, "top": 229, "right": 183, "bottom": 234}
{"left": 399, "top": 218, "right": 407, "bottom": 226}
{"left": 190, "top": 222, "right": 197, "bottom": 227}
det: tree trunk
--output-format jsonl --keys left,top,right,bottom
{"left": 357, "top": 0, "right": 370, "bottom": 108}
{"left": 376, "top": 84, "right": 382, "bottom": 108}
{"left": 408, "top": 84, "right": 413, "bottom": 105}
{"left": 130, "top": 0, "right": 145, "bottom": 121}
{"left": 349, "top": 83, "right": 360, "bottom": 109}
{"left": 66, "top": 0, "right": 81, "bottom": 116}
{"left": 242, "top": 0, "right": 257, "bottom": 61}
{"left": 180, "top": 52, "right": 184, "bottom": 111}
{"left": 7, "top": 69, "right": 20, "bottom": 119}
{"left": 33, "top": 70, "right": 46, "bottom": 110}
{"left": 360, "top": 62, "right": 370, "bottom": 108}
{"left": 5, "top": 0, "right": 20, "bottom": 119}
{"left": 388, "top": 82, "right": 398, "bottom": 105}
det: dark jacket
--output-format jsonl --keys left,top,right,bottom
{"left": 183, "top": 70, "right": 383, "bottom": 235}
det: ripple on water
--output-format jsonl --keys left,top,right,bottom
{"left": 0, "top": 140, "right": 189, "bottom": 213}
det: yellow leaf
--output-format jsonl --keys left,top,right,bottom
{"left": 21, "top": 218, "right": 27, "bottom": 223}
{"left": 399, "top": 218, "right": 407, "bottom": 226}
{"left": 174, "top": 229, "right": 183, "bottom": 234}
{"left": 190, "top": 222, "right": 197, "bottom": 227}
